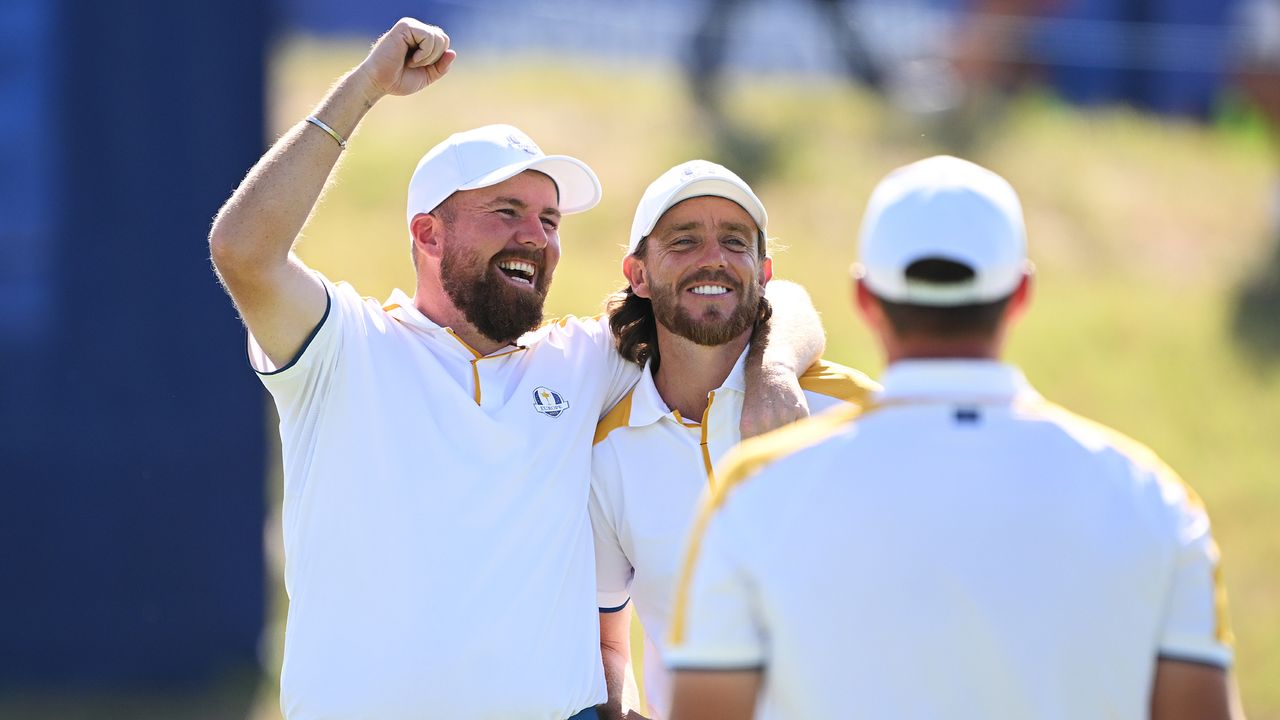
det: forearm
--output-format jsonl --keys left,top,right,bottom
{"left": 599, "top": 643, "right": 632, "bottom": 720}
{"left": 1150, "top": 660, "right": 1240, "bottom": 720}
{"left": 669, "top": 669, "right": 761, "bottom": 720}
{"left": 209, "top": 68, "right": 382, "bottom": 277}
{"left": 598, "top": 607, "right": 643, "bottom": 720}
{"left": 748, "top": 280, "right": 824, "bottom": 376}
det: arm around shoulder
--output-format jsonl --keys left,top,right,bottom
{"left": 740, "top": 280, "right": 826, "bottom": 438}
{"left": 758, "top": 280, "right": 825, "bottom": 364}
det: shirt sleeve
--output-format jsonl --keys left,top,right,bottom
{"left": 246, "top": 275, "right": 374, "bottom": 500}
{"left": 247, "top": 272, "right": 347, "bottom": 385}
{"left": 665, "top": 500, "right": 767, "bottom": 670}
{"left": 590, "top": 442, "right": 634, "bottom": 612}
{"left": 1157, "top": 484, "right": 1234, "bottom": 668}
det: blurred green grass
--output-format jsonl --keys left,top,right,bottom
{"left": 247, "top": 37, "right": 1280, "bottom": 719}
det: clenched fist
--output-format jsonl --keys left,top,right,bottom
{"left": 357, "top": 18, "right": 456, "bottom": 99}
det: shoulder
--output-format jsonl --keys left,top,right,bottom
{"left": 328, "top": 280, "right": 405, "bottom": 333}
{"left": 799, "top": 358, "right": 880, "bottom": 406}
{"left": 523, "top": 313, "right": 610, "bottom": 344}
{"left": 1026, "top": 400, "right": 1204, "bottom": 511}
{"left": 1027, "top": 401, "right": 1178, "bottom": 478}
{"left": 522, "top": 313, "right": 619, "bottom": 364}
{"left": 327, "top": 278, "right": 375, "bottom": 311}
{"left": 711, "top": 402, "right": 864, "bottom": 512}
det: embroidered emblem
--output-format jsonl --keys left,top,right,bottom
{"left": 682, "top": 161, "right": 713, "bottom": 178}
{"left": 532, "top": 386, "right": 570, "bottom": 418}
{"left": 508, "top": 134, "right": 541, "bottom": 156}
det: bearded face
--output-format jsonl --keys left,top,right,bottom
{"left": 440, "top": 238, "right": 552, "bottom": 345}
{"left": 647, "top": 266, "right": 763, "bottom": 346}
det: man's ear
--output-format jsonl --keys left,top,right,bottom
{"left": 623, "top": 254, "right": 651, "bottom": 299}
{"left": 410, "top": 212, "right": 446, "bottom": 261}
{"left": 759, "top": 256, "right": 774, "bottom": 287}
{"left": 1004, "top": 265, "right": 1035, "bottom": 325}
{"left": 853, "top": 274, "right": 883, "bottom": 330}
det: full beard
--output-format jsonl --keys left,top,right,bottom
{"left": 649, "top": 270, "right": 761, "bottom": 347}
{"left": 440, "top": 243, "right": 551, "bottom": 345}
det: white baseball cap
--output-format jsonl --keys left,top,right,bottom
{"left": 628, "top": 160, "right": 768, "bottom": 254}
{"left": 856, "top": 155, "right": 1028, "bottom": 306}
{"left": 405, "top": 124, "right": 602, "bottom": 228}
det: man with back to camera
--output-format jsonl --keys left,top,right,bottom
{"left": 664, "top": 156, "right": 1241, "bottom": 719}
{"left": 207, "top": 18, "right": 826, "bottom": 720}
{"left": 589, "top": 160, "right": 880, "bottom": 719}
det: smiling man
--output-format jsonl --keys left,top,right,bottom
{"left": 210, "top": 21, "right": 627, "bottom": 715}
{"left": 207, "top": 19, "right": 823, "bottom": 720}
{"left": 589, "top": 161, "right": 878, "bottom": 719}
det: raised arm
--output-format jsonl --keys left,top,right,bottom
{"left": 208, "top": 18, "right": 455, "bottom": 366}
{"left": 740, "top": 279, "right": 826, "bottom": 438}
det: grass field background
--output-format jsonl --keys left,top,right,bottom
{"left": 246, "top": 38, "right": 1280, "bottom": 718}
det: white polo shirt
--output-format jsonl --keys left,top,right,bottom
{"left": 249, "top": 276, "right": 638, "bottom": 720}
{"left": 590, "top": 351, "right": 877, "bottom": 718}
{"left": 667, "top": 360, "right": 1233, "bottom": 720}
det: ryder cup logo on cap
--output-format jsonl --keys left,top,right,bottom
{"left": 628, "top": 160, "right": 768, "bottom": 254}
{"left": 856, "top": 155, "right": 1028, "bottom": 306}
{"left": 405, "top": 124, "right": 603, "bottom": 228}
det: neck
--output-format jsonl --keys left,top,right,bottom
{"left": 413, "top": 287, "right": 511, "bottom": 357}
{"left": 652, "top": 326, "right": 751, "bottom": 421}
{"left": 885, "top": 339, "right": 999, "bottom": 364}
{"left": 879, "top": 320, "right": 1010, "bottom": 364}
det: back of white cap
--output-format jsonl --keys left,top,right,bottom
{"left": 405, "top": 124, "right": 602, "bottom": 229}
{"left": 857, "top": 155, "right": 1027, "bottom": 306}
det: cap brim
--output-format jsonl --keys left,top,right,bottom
{"left": 458, "top": 154, "right": 602, "bottom": 215}
{"left": 860, "top": 259, "right": 1027, "bottom": 306}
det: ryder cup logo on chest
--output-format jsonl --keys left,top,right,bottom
{"left": 532, "top": 386, "right": 570, "bottom": 418}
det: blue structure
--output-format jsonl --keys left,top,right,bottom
{"left": 1019, "top": 0, "right": 1235, "bottom": 118}
{"left": 1, "top": 0, "right": 269, "bottom": 692}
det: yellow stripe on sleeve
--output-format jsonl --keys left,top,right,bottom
{"left": 1211, "top": 543, "right": 1234, "bottom": 647}
{"left": 668, "top": 401, "right": 867, "bottom": 646}
{"left": 798, "top": 359, "right": 880, "bottom": 405}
